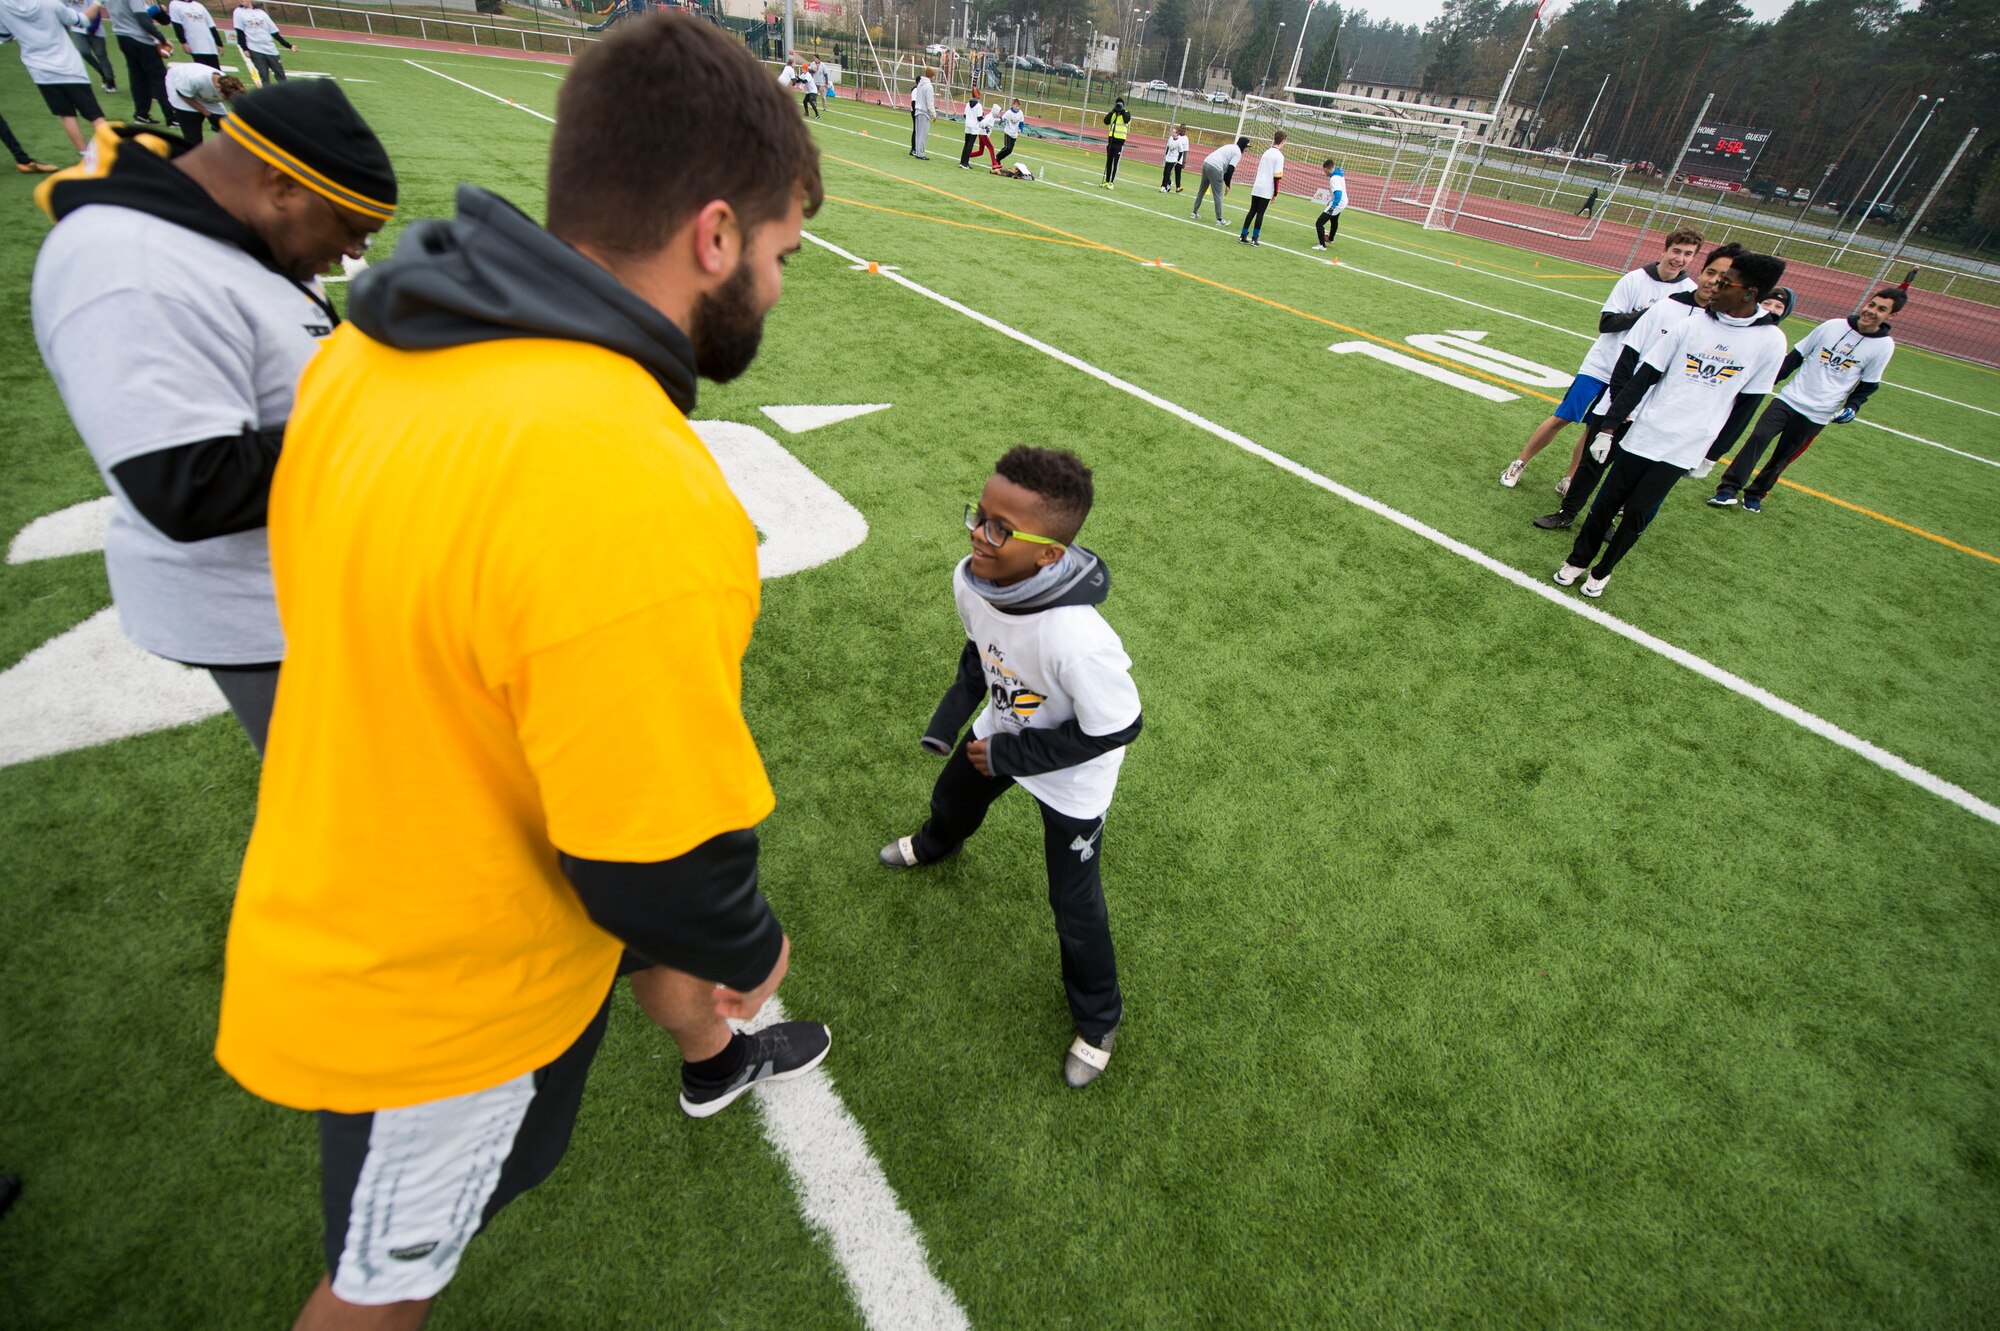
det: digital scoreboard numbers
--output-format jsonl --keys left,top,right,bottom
{"left": 1686, "top": 123, "right": 1771, "bottom": 183}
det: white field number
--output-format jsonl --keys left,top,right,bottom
{"left": 1329, "top": 331, "right": 1571, "bottom": 402}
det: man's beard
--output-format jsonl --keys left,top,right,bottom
{"left": 690, "top": 262, "right": 768, "bottom": 383}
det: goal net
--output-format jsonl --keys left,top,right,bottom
{"left": 1237, "top": 92, "right": 1628, "bottom": 242}
{"left": 1234, "top": 93, "right": 1468, "bottom": 230}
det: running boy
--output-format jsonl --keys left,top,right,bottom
{"left": 994, "top": 97, "right": 1024, "bottom": 165}
{"left": 1314, "top": 161, "right": 1346, "bottom": 249}
{"left": 959, "top": 89, "right": 983, "bottom": 167}
{"left": 880, "top": 447, "right": 1142, "bottom": 1089}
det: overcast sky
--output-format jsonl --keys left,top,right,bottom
{"left": 1347, "top": 0, "right": 1802, "bottom": 29}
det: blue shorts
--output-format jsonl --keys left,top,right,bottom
{"left": 1554, "top": 372, "right": 1608, "bottom": 423}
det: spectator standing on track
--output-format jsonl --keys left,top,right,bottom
{"left": 1190, "top": 134, "right": 1245, "bottom": 224}
{"left": 63, "top": 1, "right": 117, "bottom": 91}
{"left": 879, "top": 447, "right": 1142, "bottom": 1091}
{"left": 911, "top": 64, "right": 934, "bottom": 159}
{"left": 1708, "top": 288, "right": 1900, "bottom": 513}
{"left": 994, "top": 96, "right": 1024, "bottom": 166}
{"left": 1159, "top": 123, "right": 1187, "bottom": 192}
{"left": 3, "top": 107, "right": 61, "bottom": 170}
{"left": 107, "top": 0, "right": 173, "bottom": 123}
{"left": 1534, "top": 242, "right": 1743, "bottom": 530}
{"left": 0, "top": 0, "right": 110, "bottom": 159}
{"left": 1313, "top": 161, "right": 1345, "bottom": 250}
{"left": 31, "top": 79, "right": 393, "bottom": 754}
{"left": 164, "top": 61, "right": 237, "bottom": 140}
{"left": 213, "top": 18, "right": 832, "bottom": 1323}
{"left": 166, "top": 0, "right": 218, "bottom": 66}
{"left": 1239, "top": 130, "right": 1284, "bottom": 246}
{"left": 230, "top": 1, "right": 290, "bottom": 84}
{"left": 1500, "top": 229, "right": 1701, "bottom": 489}
{"left": 1576, "top": 185, "right": 1598, "bottom": 217}
{"left": 1102, "top": 95, "right": 1129, "bottom": 186}
{"left": 1555, "top": 252, "right": 1789, "bottom": 599}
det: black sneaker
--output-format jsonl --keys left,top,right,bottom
{"left": 1532, "top": 511, "right": 1574, "bottom": 530}
{"left": 1063, "top": 1025, "right": 1118, "bottom": 1088}
{"left": 133, "top": 113, "right": 159, "bottom": 124}
{"left": 680, "top": 1022, "right": 832, "bottom": 1119}
{"left": 1743, "top": 497, "right": 1762, "bottom": 513}
{"left": 1707, "top": 491, "right": 1738, "bottom": 508}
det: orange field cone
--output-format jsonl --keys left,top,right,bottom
{"left": 867, "top": 261, "right": 879, "bottom": 273}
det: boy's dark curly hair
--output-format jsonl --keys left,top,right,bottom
{"left": 995, "top": 446, "right": 1093, "bottom": 543}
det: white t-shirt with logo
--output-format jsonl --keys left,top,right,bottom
{"left": 1251, "top": 145, "right": 1286, "bottom": 199}
{"left": 232, "top": 5, "right": 281, "bottom": 55}
{"left": 952, "top": 561, "right": 1141, "bottom": 820}
{"left": 1578, "top": 263, "right": 1696, "bottom": 381}
{"left": 170, "top": 0, "right": 218, "bottom": 54}
{"left": 166, "top": 61, "right": 228, "bottom": 113}
{"left": 1620, "top": 309, "right": 1788, "bottom": 469}
{"left": 1000, "top": 107, "right": 1024, "bottom": 138}
{"left": 1164, "top": 133, "right": 1189, "bottom": 164}
{"left": 33, "top": 207, "right": 334, "bottom": 664}
{"left": 1777, "top": 317, "right": 1895, "bottom": 424}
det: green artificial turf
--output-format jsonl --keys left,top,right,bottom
{"left": 3, "top": 44, "right": 1998, "bottom": 1329}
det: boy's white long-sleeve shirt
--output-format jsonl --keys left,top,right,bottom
{"left": 953, "top": 562, "right": 1140, "bottom": 820}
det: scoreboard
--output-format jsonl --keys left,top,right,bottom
{"left": 1684, "top": 122, "right": 1771, "bottom": 182}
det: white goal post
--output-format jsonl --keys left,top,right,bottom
{"left": 1237, "top": 90, "right": 1630, "bottom": 242}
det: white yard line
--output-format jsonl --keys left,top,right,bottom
{"left": 805, "top": 227, "right": 2000, "bottom": 831}
{"left": 402, "top": 59, "right": 556, "bottom": 121}
{"left": 742, "top": 1000, "right": 971, "bottom": 1331}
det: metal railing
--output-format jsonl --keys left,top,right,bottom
{"left": 263, "top": 1, "right": 604, "bottom": 57}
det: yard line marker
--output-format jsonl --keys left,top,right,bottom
{"left": 741, "top": 999, "right": 971, "bottom": 1331}
{"left": 802, "top": 228, "right": 2000, "bottom": 830}
{"left": 402, "top": 59, "right": 556, "bottom": 122}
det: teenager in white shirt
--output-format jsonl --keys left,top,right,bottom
{"left": 164, "top": 60, "right": 237, "bottom": 140}
{"left": 1190, "top": 135, "right": 1245, "bottom": 223}
{"left": 230, "top": 2, "right": 291, "bottom": 83}
{"left": 1556, "top": 252, "right": 1790, "bottom": 598}
{"left": 0, "top": 0, "right": 108, "bottom": 156}
{"left": 958, "top": 89, "right": 984, "bottom": 167}
{"left": 880, "top": 447, "right": 1142, "bottom": 1090}
{"left": 1502, "top": 229, "right": 1702, "bottom": 489}
{"left": 167, "top": 0, "right": 217, "bottom": 65}
{"left": 1708, "top": 288, "right": 1901, "bottom": 512}
{"left": 1313, "top": 161, "right": 1346, "bottom": 249}
{"left": 1158, "top": 124, "right": 1188, "bottom": 193}
{"left": 994, "top": 97, "right": 1025, "bottom": 165}
{"left": 1238, "top": 130, "right": 1285, "bottom": 245}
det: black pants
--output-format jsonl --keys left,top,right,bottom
{"left": 1556, "top": 417, "right": 1633, "bottom": 520}
{"left": 192, "top": 51, "right": 221, "bottom": 69}
{"left": 171, "top": 106, "right": 219, "bottom": 144}
{"left": 1316, "top": 211, "right": 1341, "bottom": 245}
{"left": 803, "top": 90, "right": 820, "bottom": 118}
{"left": 912, "top": 738, "right": 1122, "bottom": 1039}
{"left": 1716, "top": 399, "right": 1820, "bottom": 502}
{"left": 1241, "top": 194, "right": 1271, "bottom": 237}
{"left": 961, "top": 131, "right": 978, "bottom": 165}
{"left": 117, "top": 35, "right": 170, "bottom": 119}
{"left": 1160, "top": 159, "right": 1181, "bottom": 189}
{"left": 247, "top": 49, "right": 286, "bottom": 83}
{"left": 1577, "top": 198, "right": 1596, "bottom": 217}
{"left": 1104, "top": 138, "right": 1123, "bottom": 182}
{"left": 1566, "top": 445, "right": 1685, "bottom": 576}
{"left": 995, "top": 132, "right": 1017, "bottom": 164}
{"left": 0, "top": 110, "right": 31, "bottom": 165}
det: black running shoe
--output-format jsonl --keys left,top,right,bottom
{"left": 680, "top": 1022, "right": 832, "bottom": 1119}
{"left": 1532, "top": 511, "right": 1574, "bottom": 530}
{"left": 133, "top": 113, "right": 159, "bottom": 124}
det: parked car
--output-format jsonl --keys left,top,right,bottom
{"left": 1771, "top": 186, "right": 1790, "bottom": 199}
{"left": 1146, "top": 78, "right": 1171, "bottom": 91}
{"left": 925, "top": 42, "right": 948, "bottom": 55}
{"left": 1051, "top": 61, "right": 1083, "bottom": 77}
{"left": 1792, "top": 188, "right": 1812, "bottom": 202}
{"left": 1204, "top": 90, "right": 1231, "bottom": 104}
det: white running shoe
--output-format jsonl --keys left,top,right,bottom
{"left": 1581, "top": 573, "right": 1610, "bottom": 598}
{"left": 1554, "top": 562, "right": 1587, "bottom": 587}
{"left": 1555, "top": 475, "right": 1570, "bottom": 498}
{"left": 1501, "top": 459, "right": 1526, "bottom": 488}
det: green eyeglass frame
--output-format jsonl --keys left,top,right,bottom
{"left": 964, "top": 502, "right": 1063, "bottom": 548}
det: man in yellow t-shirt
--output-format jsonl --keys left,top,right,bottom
{"left": 213, "top": 16, "right": 828, "bottom": 1324}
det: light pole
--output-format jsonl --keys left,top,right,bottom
{"left": 1285, "top": 2, "right": 1311, "bottom": 100}
{"left": 1837, "top": 94, "right": 1924, "bottom": 240}
{"left": 1835, "top": 95, "right": 1942, "bottom": 260}
{"left": 1527, "top": 44, "right": 1566, "bottom": 150}
{"left": 1133, "top": 9, "right": 1151, "bottom": 83}
{"left": 1262, "top": 21, "right": 1285, "bottom": 98}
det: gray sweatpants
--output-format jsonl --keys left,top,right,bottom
{"left": 1191, "top": 162, "right": 1227, "bottom": 221}
{"left": 246, "top": 49, "right": 286, "bottom": 83}
{"left": 912, "top": 111, "right": 932, "bottom": 157}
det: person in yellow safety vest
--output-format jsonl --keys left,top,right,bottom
{"left": 1102, "top": 96, "right": 1129, "bottom": 187}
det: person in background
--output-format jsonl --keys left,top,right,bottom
{"left": 1101, "top": 95, "right": 1129, "bottom": 186}
{"left": 0, "top": 0, "right": 110, "bottom": 159}
{"left": 1313, "top": 161, "right": 1346, "bottom": 250}
{"left": 2, "top": 107, "right": 61, "bottom": 170}
{"left": 1159, "top": 123, "right": 1187, "bottom": 193}
{"left": 63, "top": 0, "right": 116, "bottom": 90}
{"left": 230, "top": 1, "right": 291, "bottom": 83}
{"left": 1189, "top": 135, "right": 1246, "bottom": 224}
{"left": 1238, "top": 129, "right": 1285, "bottom": 246}
{"left": 164, "top": 60, "right": 238, "bottom": 140}
{"left": 165, "top": 0, "right": 218, "bottom": 66}
{"left": 994, "top": 96, "right": 1024, "bottom": 167}
{"left": 106, "top": 0, "right": 172, "bottom": 123}
{"left": 958, "top": 87, "right": 982, "bottom": 168}
{"left": 910, "top": 63, "right": 934, "bottom": 159}
{"left": 1576, "top": 185, "right": 1598, "bottom": 217}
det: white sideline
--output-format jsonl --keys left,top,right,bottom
{"left": 742, "top": 1000, "right": 971, "bottom": 1331}
{"left": 804, "top": 227, "right": 2000, "bottom": 831}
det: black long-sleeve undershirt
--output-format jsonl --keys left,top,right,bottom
{"left": 1598, "top": 309, "right": 1644, "bottom": 335}
{"left": 1706, "top": 393, "right": 1765, "bottom": 460}
{"left": 110, "top": 425, "right": 284, "bottom": 543}
{"left": 560, "top": 829, "right": 782, "bottom": 992}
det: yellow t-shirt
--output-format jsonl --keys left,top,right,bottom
{"left": 215, "top": 331, "right": 774, "bottom": 1113}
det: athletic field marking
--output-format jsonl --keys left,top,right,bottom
{"left": 818, "top": 105, "right": 2000, "bottom": 422}
{"left": 402, "top": 59, "right": 557, "bottom": 122}
{"left": 810, "top": 229, "right": 2000, "bottom": 828}
{"left": 761, "top": 403, "right": 893, "bottom": 433}
{"left": 742, "top": 998, "right": 971, "bottom": 1331}
{"left": 1860, "top": 418, "right": 1999, "bottom": 467}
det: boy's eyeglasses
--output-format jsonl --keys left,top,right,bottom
{"left": 964, "top": 503, "right": 1062, "bottom": 548}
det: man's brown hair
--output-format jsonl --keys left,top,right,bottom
{"left": 1663, "top": 227, "right": 1704, "bottom": 250}
{"left": 547, "top": 14, "right": 823, "bottom": 257}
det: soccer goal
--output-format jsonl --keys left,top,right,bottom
{"left": 1234, "top": 93, "right": 1469, "bottom": 231}
{"left": 1437, "top": 140, "right": 1629, "bottom": 243}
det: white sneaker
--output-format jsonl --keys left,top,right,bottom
{"left": 1581, "top": 573, "right": 1610, "bottom": 598}
{"left": 1313, "top": 243, "right": 1326, "bottom": 250}
{"left": 1554, "top": 562, "right": 1587, "bottom": 587}
{"left": 1500, "top": 459, "right": 1526, "bottom": 488}
{"left": 1555, "top": 475, "right": 1571, "bottom": 498}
